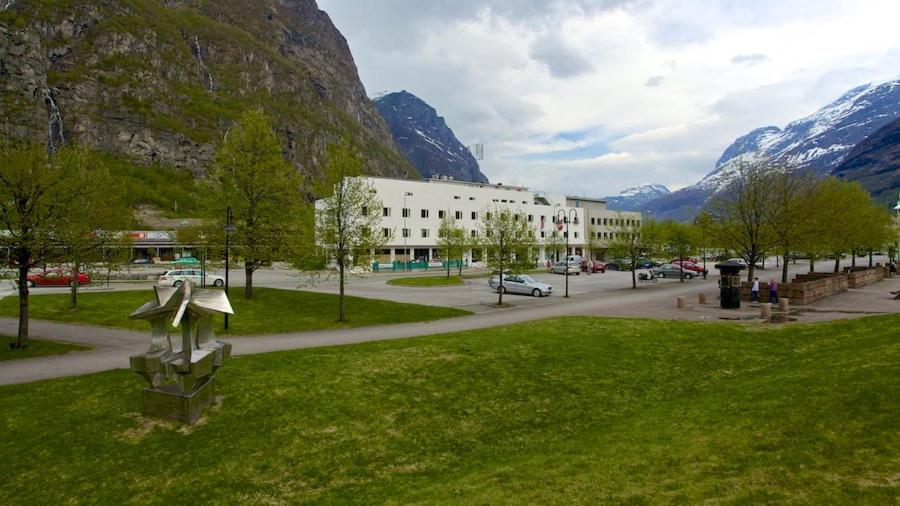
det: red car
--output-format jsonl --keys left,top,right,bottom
{"left": 671, "top": 260, "right": 708, "bottom": 275}
{"left": 25, "top": 269, "right": 91, "bottom": 287}
{"left": 580, "top": 260, "right": 606, "bottom": 273}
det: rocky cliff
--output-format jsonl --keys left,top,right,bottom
{"left": 832, "top": 117, "right": 900, "bottom": 206}
{"left": 0, "top": 0, "right": 416, "bottom": 181}
{"left": 374, "top": 90, "right": 488, "bottom": 183}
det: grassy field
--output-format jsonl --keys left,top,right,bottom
{"left": 0, "top": 315, "right": 897, "bottom": 503}
{"left": 386, "top": 275, "right": 466, "bottom": 287}
{"left": 0, "top": 288, "right": 470, "bottom": 335}
{"left": 0, "top": 336, "right": 91, "bottom": 361}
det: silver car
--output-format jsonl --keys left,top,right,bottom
{"left": 549, "top": 261, "right": 580, "bottom": 275}
{"left": 488, "top": 274, "right": 552, "bottom": 297}
{"left": 158, "top": 269, "right": 225, "bottom": 287}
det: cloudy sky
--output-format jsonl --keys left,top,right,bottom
{"left": 319, "top": 0, "right": 900, "bottom": 197}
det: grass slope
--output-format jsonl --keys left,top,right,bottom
{"left": 0, "top": 336, "right": 90, "bottom": 361}
{"left": 386, "top": 275, "right": 466, "bottom": 287}
{"left": 0, "top": 288, "right": 470, "bottom": 335}
{"left": 0, "top": 315, "right": 897, "bottom": 503}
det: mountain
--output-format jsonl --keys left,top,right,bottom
{"left": 646, "top": 79, "right": 900, "bottom": 220}
{"left": 603, "top": 183, "right": 670, "bottom": 211}
{"left": 374, "top": 90, "right": 488, "bottom": 183}
{"left": 0, "top": 0, "right": 416, "bottom": 182}
{"left": 832, "top": 118, "right": 900, "bottom": 206}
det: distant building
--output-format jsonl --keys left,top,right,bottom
{"left": 316, "top": 176, "right": 642, "bottom": 266}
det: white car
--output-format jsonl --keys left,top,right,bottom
{"left": 488, "top": 274, "right": 553, "bottom": 297}
{"left": 549, "top": 261, "right": 580, "bottom": 275}
{"left": 157, "top": 269, "right": 225, "bottom": 287}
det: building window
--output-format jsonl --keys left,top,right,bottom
{"left": 527, "top": 214, "right": 534, "bottom": 222}
{"left": 563, "top": 232, "right": 568, "bottom": 238}
{"left": 362, "top": 206, "right": 368, "bottom": 216}
{"left": 471, "top": 211, "right": 478, "bottom": 220}
{"left": 603, "top": 232, "right": 608, "bottom": 238}
{"left": 421, "top": 229, "right": 429, "bottom": 238}
{"left": 383, "top": 207, "right": 391, "bottom": 217}
{"left": 402, "top": 208, "right": 410, "bottom": 218}
{"left": 603, "top": 218, "right": 607, "bottom": 226}
{"left": 492, "top": 198, "right": 499, "bottom": 202}
{"left": 471, "top": 230, "right": 477, "bottom": 238}
{"left": 438, "top": 210, "right": 446, "bottom": 219}
{"left": 402, "top": 228, "right": 410, "bottom": 238}
{"left": 454, "top": 195, "right": 461, "bottom": 200}
{"left": 421, "top": 209, "right": 429, "bottom": 218}
{"left": 540, "top": 231, "right": 545, "bottom": 238}
{"left": 455, "top": 211, "right": 463, "bottom": 220}
{"left": 574, "top": 232, "right": 579, "bottom": 239}
{"left": 469, "top": 197, "right": 475, "bottom": 201}
{"left": 382, "top": 228, "right": 390, "bottom": 238}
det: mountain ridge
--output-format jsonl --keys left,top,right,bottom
{"left": 603, "top": 183, "right": 670, "bottom": 211}
{"left": 374, "top": 90, "right": 489, "bottom": 183}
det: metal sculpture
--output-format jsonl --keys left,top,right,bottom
{"left": 129, "top": 280, "right": 233, "bottom": 423}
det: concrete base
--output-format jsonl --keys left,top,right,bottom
{"left": 142, "top": 377, "right": 216, "bottom": 424}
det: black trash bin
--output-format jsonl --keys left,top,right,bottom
{"left": 715, "top": 260, "right": 746, "bottom": 309}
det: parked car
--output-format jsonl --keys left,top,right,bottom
{"left": 132, "top": 257, "right": 152, "bottom": 265}
{"left": 671, "top": 260, "right": 709, "bottom": 276}
{"left": 549, "top": 261, "right": 580, "bottom": 275}
{"left": 605, "top": 259, "right": 632, "bottom": 271}
{"left": 651, "top": 264, "right": 696, "bottom": 279}
{"left": 24, "top": 268, "right": 90, "bottom": 287}
{"left": 157, "top": 269, "right": 225, "bottom": 287}
{"left": 488, "top": 274, "right": 552, "bottom": 297}
{"left": 580, "top": 260, "right": 606, "bottom": 273}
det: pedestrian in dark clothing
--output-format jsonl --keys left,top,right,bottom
{"left": 768, "top": 278, "right": 779, "bottom": 303}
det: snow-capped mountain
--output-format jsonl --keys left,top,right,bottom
{"left": 373, "top": 91, "right": 489, "bottom": 183}
{"left": 604, "top": 183, "right": 670, "bottom": 211}
{"left": 645, "top": 78, "right": 900, "bottom": 220}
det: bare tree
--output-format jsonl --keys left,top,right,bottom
{"left": 478, "top": 207, "right": 535, "bottom": 305}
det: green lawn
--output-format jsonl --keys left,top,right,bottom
{"left": 0, "top": 288, "right": 470, "bottom": 335}
{"left": 386, "top": 275, "right": 466, "bottom": 287}
{"left": 0, "top": 315, "right": 897, "bottom": 503}
{"left": 0, "top": 336, "right": 91, "bottom": 361}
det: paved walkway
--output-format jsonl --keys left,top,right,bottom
{"left": 1, "top": 276, "right": 897, "bottom": 385}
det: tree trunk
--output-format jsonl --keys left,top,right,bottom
{"left": 458, "top": 252, "right": 463, "bottom": 276}
{"left": 834, "top": 255, "right": 840, "bottom": 273}
{"left": 69, "top": 261, "right": 79, "bottom": 310}
{"left": 781, "top": 255, "right": 789, "bottom": 283}
{"left": 679, "top": 255, "right": 684, "bottom": 282}
{"left": 810, "top": 258, "right": 815, "bottom": 272}
{"left": 631, "top": 265, "right": 636, "bottom": 289}
{"left": 868, "top": 250, "right": 873, "bottom": 267}
{"left": 497, "top": 259, "right": 504, "bottom": 306}
{"left": 747, "top": 256, "right": 756, "bottom": 283}
{"left": 851, "top": 250, "right": 856, "bottom": 268}
{"left": 15, "top": 262, "right": 30, "bottom": 349}
{"left": 244, "top": 265, "right": 254, "bottom": 299}
{"left": 446, "top": 256, "right": 450, "bottom": 278}
{"left": 339, "top": 263, "right": 345, "bottom": 322}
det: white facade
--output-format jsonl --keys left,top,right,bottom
{"left": 320, "top": 176, "right": 642, "bottom": 265}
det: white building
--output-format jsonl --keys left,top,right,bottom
{"left": 322, "top": 176, "right": 643, "bottom": 266}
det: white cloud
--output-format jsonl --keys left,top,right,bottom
{"left": 319, "top": 0, "right": 900, "bottom": 197}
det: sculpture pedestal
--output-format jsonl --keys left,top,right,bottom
{"left": 142, "top": 377, "right": 216, "bottom": 424}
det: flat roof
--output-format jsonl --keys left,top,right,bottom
{"left": 566, "top": 196, "right": 608, "bottom": 204}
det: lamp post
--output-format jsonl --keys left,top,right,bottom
{"left": 556, "top": 208, "right": 579, "bottom": 298}
{"left": 403, "top": 191, "right": 413, "bottom": 269}
{"left": 223, "top": 206, "right": 236, "bottom": 330}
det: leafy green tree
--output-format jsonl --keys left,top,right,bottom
{"left": 437, "top": 216, "right": 466, "bottom": 277}
{"left": 207, "top": 109, "right": 307, "bottom": 299}
{"left": 705, "top": 160, "right": 774, "bottom": 282}
{"left": 809, "top": 178, "right": 873, "bottom": 272}
{"left": 609, "top": 214, "right": 660, "bottom": 288}
{"left": 658, "top": 220, "right": 700, "bottom": 282}
{"left": 54, "top": 148, "right": 133, "bottom": 309}
{"left": 763, "top": 169, "right": 818, "bottom": 282}
{"left": 543, "top": 229, "right": 566, "bottom": 264}
{"left": 314, "top": 141, "right": 386, "bottom": 322}
{"left": 478, "top": 207, "right": 535, "bottom": 305}
{"left": 0, "top": 143, "right": 126, "bottom": 348}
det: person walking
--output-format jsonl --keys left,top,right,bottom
{"left": 751, "top": 277, "right": 760, "bottom": 302}
{"left": 586, "top": 259, "right": 593, "bottom": 275}
{"left": 768, "top": 278, "right": 779, "bottom": 303}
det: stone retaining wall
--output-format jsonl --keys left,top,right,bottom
{"left": 842, "top": 266, "right": 885, "bottom": 288}
{"left": 741, "top": 272, "right": 848, "bottom": 305}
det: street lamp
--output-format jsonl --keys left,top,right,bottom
{"left": 556, "top": 208, "right": 579, "bottom": 298}
{"left": 403, "top": 191, "right": 413, "bottom": 269}
{"left": 223, "top": 206, "right": 237, "bottom": 330}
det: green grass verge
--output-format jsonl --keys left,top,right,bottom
{"left": 0, "top": 336, "right": 91, "bottom": 361}
{"left": 386, "top": 275, "right": 466, "bottom": 287}
{"left": 0, "top": 288, "right": 470, "bottom": 336}
{"left": 0, "top": 315, "right": 897, "bottom": 503}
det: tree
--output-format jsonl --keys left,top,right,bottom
{"left": 705, "top": 160, "right": 774, "bottom": 282}
{"left": 609, "top": 214, "right": 659, "bottom": 288}
{"left": 176, "top": 223, "right": 219, "bottom": 287}
{"left": 314, "top": 141, "right": 386, "bottom": 322}
{"left": 207, "top": 109, "right": 307, "bottom": 299}
{"left": 437, "top": 216, "right": 466, "bottom": 278}
{"left": 53, "top": 148, "right": 132, "bottom": 309}
{"left": 478, "top": 207, "right": 535, "bottom": 305}
{"left": 809, "top": 178, "right": 873, "bottom": 272}
{"left": 0, "top": 144, "right": 106, "bottom": 348}
{"left": 543, "top": 229, "right": 566, "bottom": 264}
{"left": 658, "top": 220, "right": 699, "bottom": 282}
{"left": 764, "top": 169, "right": 818, "bottom": 282}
